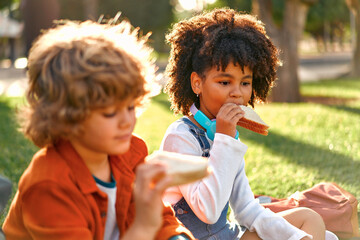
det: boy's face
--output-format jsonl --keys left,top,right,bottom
{"left": 71, "top": 99, "right": 136, "bottom": 158}
{"left": 192, "top": 63, "right": 253, "bottom": 119}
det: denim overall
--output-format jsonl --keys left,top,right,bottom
{"left": 172, "top": 117, "right": 243, "bottom": 240}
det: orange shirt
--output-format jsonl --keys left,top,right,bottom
{"left": 3, "top": 136, "right": 194, "bottom": 240}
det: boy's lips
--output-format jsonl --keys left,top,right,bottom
{"left": 114, "top": 132, "right": 132, "bottom": 141}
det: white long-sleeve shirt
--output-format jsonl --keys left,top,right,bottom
{"left": 160, "top": 117, "right": 312, "bottom": 240}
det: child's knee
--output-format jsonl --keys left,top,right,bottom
{"left": 281, "top": 207, "right": 325, "bottom": 230}
{"left": 297, "top": 207, "right": 325, "bottom": 228}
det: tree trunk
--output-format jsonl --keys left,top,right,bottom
{"left": 273, "top": 0, "right": 311, "bottom": 102}
{"left": 346, "top": 0, "right": 360, "bottom": 77}
{"left": 83, "top": 0, "right": 99, "bottom": 20}
{"left": 20, "top": 0, "right": 60, "bottom": 57}
{"left": 254, "top": 0, "right": 314, "bottom": 102}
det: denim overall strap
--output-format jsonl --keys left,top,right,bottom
{"left": 173, "top": 117, "right": 241, "bottom": 240}
{"left": 180, "top": 117, "right": 210, "bottom": 157}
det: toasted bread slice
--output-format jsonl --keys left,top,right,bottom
{"left": 237, "top": 106, "right": 269, "bottom": 136}
{"left": 145, "top": 151, "right": 211, "bottom": 187}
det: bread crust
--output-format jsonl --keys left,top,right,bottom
{"left": 145, "top": 151, "right": 210, "bottom": 187}
{"left": 237, "top": 106, "right": 269, "bottom": 135}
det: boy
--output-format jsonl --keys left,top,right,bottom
{"left": 2, "top": 20, "right": 193, "bottom": 240}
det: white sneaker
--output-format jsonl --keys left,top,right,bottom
{"left": 325, "top": 230, "right": 338, "bottom": 240}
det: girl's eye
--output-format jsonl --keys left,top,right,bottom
{"left": 219, "top": 81, "right": 230, "bottom": 86}
{"left": 241, "top": 81, "right": 252, "bottom": 86}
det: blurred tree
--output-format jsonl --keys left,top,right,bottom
{"left": 43, "top": 0, "right": 174, "bottom": 53}
{"left": 0, "top": 0, "right": 14, "bottom": 10}
{"left": 83, "top": 0, "right": 99, "bottom": 20}
{"left": 58, "top": 0, "right": 85, "bottom": 20}
{"left": 99, "top": 0, "right": 174, "bottom": 52}
{"left": 306, "top": 0, "right": 349, "bottom": 52}
{"left": 59, "top": 0, "right": 99, "bottom": 21}
{"left": 253, "top": 0, "right": 318, "bottom": 103}
{"left": 20, "top": 0, "right": 60, "bottom": 57}
{"left": 211, "top": 0, "right": 252, "bottom": 11}
{"left": 346, "top": 0, "right": 360, "bottom": 77}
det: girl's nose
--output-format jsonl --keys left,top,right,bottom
{"left": 230, "top": 85, "right": 242, "bottom": 98}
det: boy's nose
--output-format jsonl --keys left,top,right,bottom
{"left": 118, "top": 109, "right": 133, "bottom": 128}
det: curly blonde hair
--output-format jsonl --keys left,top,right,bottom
{"left": 165, "top": 8, "right": 280, "bottom": 115}
{"left": 21, "top": 20, "right": 158, "bottom": 148}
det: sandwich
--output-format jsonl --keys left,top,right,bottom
{"left": 145, "top": 150, "right": 211, "bottom": 187}
{"left": 237, "top": 105, "right": 269, "bottom": 136}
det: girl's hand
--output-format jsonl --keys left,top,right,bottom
{"left": 215, "top": 103, "right": 245, "bottom": 138}
{"left": 123, "top": 162, "right": 172, "bottom": 240}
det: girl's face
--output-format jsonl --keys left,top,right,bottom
{"left": 70, "top": 98, "right": 136, "bottom": 161}
{"left": 192, "top": 63, "right": 253, "bottom": 119}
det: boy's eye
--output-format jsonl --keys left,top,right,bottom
{"left": 103, "top": 111, "right": 117, "bottom": 118}
{"left": 103, "top": 105, "right": 134, "bottom": 118}
{"left": 128, "top": 105, "right": 135, "bottom": 111}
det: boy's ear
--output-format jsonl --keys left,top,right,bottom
{"left": 190, "top": 72, "right": 202, "bottom": 95}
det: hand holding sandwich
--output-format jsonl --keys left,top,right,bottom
{"left": 216, "top": 103, "right": 245, "bottom": 139}
{"left": 129, "top": 163, "right": 172, "bottom": 239}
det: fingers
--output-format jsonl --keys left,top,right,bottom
{"left": 132, "top": 163, "right": 170, "bottom": 235}
{"left": 134, "top": 163, "right": 172, "bottom": 198}
{"left": 216, "top": 103, "right": 244, "bottom": 137}
{"left": 153, "top": 174, "right": 172, "bottom": 193}
{"left": 217, "top": 103, "right": 245, "bottom": 122}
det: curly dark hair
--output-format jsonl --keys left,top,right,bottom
{"left": 164, "top": 8, "right": 280, "bottom": 115}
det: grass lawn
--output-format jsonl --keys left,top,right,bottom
{"left": 1, "top": 78, "right": 359, "bottom": 233}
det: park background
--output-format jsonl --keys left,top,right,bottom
{"left": 0, "top": 0, "right": 359, "bottom": 239}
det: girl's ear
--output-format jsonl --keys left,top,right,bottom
{"left": 190, "top": 72, "right": 202, "bottom": 95}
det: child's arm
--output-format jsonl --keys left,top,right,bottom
{"left": 11, "top": 182, "right": 95, "bottom": 239}
{"left": 229, "top": 166, "right": 313, "bottom": 240}
{"left": 122, "top": 163, "right": 171, "bottom": 240}
{"left": 161, "top": 128, "right": 247, "bottom": 224}
{"left": 123, "top": 163, "right": 194, "bottom": 240}
{"left": 162, "top": 128, "right": 311, "bottom": 240}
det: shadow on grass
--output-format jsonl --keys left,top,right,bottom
{"left": 326, "top": 105, "right": 360, "bottom": 116}
{"left": 302, "top": 95, "right": 360, "bottom": 116}
{"left": 239, "top": 128, "right": 359, "bottom": 188}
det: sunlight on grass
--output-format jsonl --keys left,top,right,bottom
{"left": 301, "top": 78, "right": 360, "bottom": 99}
{"left": 244, "top": 102, "right": 360, "bottom": 198}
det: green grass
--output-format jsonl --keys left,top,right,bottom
{"left": 241, "top": 102, "right": 359, "bottom": 197}
{"left": 0, "top": 97, "right": 38, "bottom": 224}
{"left": 300, "top": 78, "right": 360, "bottom": 99}
{"left": 134, "top": 93, "right": 181, "bottom": 153}
{"left": 1, "top": 78, "right": 360, "bottom": 232}
{"left": 0, "top": 96, "right": 38, "bottom": 181}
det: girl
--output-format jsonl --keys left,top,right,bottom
{"left": 160, "top": 8, "right": 337, "bottom": 240}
